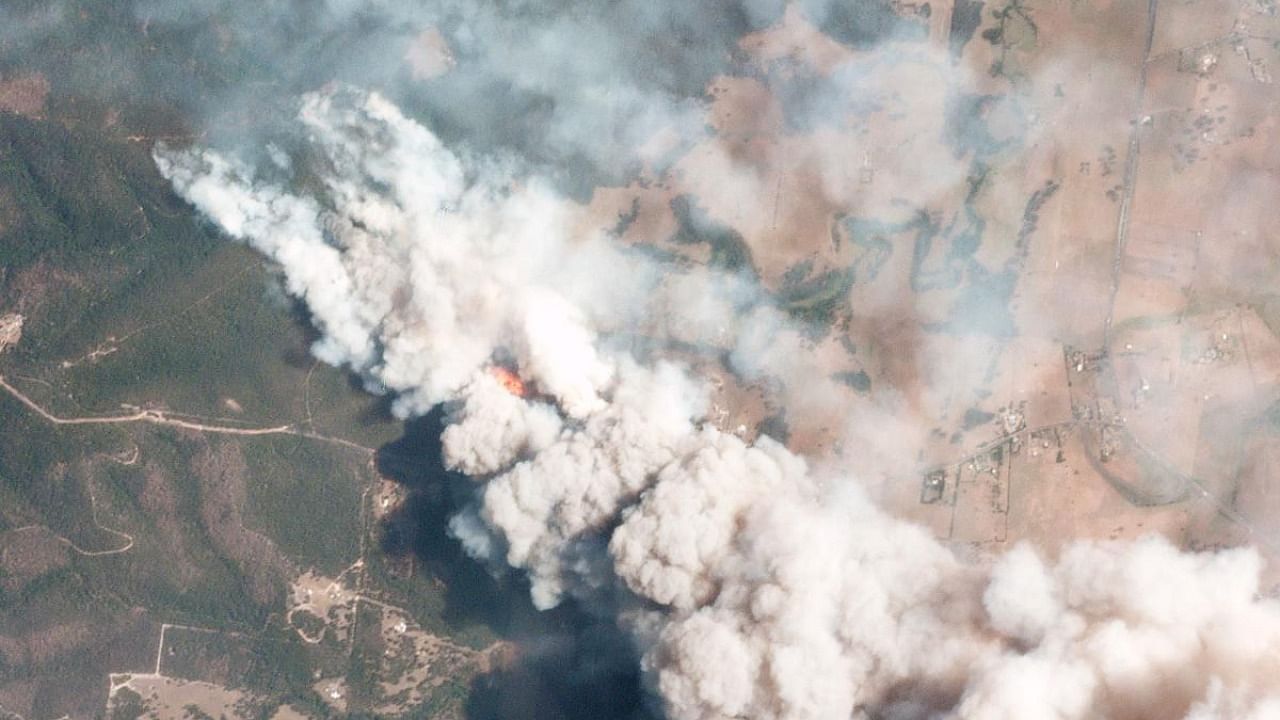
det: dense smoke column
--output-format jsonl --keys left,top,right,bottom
{"left": 157, "top": 84, "right": 1280, "bottom": 719}
{"left": 8, "top": 0, "right": 1280, "bottom": 716}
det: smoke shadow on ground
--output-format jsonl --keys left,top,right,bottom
{"left": 375, "top": 409, "right": 521, "bottom": 631}
{"left": 464, "top": 633, "right": 652, "bottom": 720}
{"left": 373, "top": 410, "right": 650, "bottom": 720}
{"left": 280, "top": 297, "right": 327, "bottom": 373}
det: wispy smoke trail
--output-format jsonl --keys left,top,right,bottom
{"left": 158, "top": 81, "right": 1280, "bottom": 719}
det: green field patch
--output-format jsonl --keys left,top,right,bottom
{"left": 46, "top": 254, "right": 312, "bottom": 423}
{"left": 240, "top": 436, "right": 365, "bottom": 577}
{"left": 776, "top": 263, "right": 856, "bottom": 333}
{"left": 832, "top": 370, "right": 871, "bottom": 394}
{"left": 669, "top": 194, "right": 755, "bottom": 274}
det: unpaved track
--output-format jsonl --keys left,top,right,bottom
{"left": 0, "top": 374, "right": 373, "bottom": 453}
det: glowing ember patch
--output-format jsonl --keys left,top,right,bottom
{"left": 488, "top": 366, "right": 527, "bottom": 397}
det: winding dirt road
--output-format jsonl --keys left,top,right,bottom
{"left": 0, "top": 374, "right": 373, "bottom": 452}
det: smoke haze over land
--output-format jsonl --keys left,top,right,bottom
{"left": 4, "top": 0, "right": 1264, "bottom": 716}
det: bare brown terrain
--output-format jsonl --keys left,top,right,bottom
{"left": 882, "top": 0, "right": 1280, "bottom": 578}
{"left": 0, "top": 72, "right": 47, "bottom": 119}
{"left": 571, "top": 0, "right": 1280, "bottom": 585}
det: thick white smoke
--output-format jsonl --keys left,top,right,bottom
{"left": 158, "top": 87, "right": 1280, "bottom": 720}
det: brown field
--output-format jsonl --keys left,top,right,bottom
{"left": 575, "top": 0, "right": 1280, "bottom": 574}
{"left": 108, "top": 674, "right": 260, "bottom": 720}
{"left": 0, "top": 72, "right": 48, "bottom": 118}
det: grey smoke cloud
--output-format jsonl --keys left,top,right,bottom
{"left": 124, "top": 0, "right": 792, "bottom": 192}
{"left": 156, "top": 73, "right": 1280, "bottom": 718}
{"left": 2, "top": 0, "right": 780, "bottom": 195}
{"left": 11, "top": 0, "right": 1241, "bottom": 715}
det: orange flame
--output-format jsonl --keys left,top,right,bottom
{"left": 488, "top": 365, "right": 528, "bottom": 397}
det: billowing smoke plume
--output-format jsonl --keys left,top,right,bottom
{"left": 157, "top": 80, "right": 1280, "bottom": 719}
